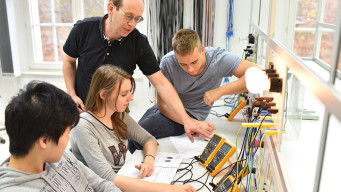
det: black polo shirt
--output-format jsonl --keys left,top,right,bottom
{"left": 63, "top": 14, "right": 160, "bottom": 103}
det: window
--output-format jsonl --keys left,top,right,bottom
{"left": 28, "top": 0, "right": 108, "bottom": 69}
{"left": 294, "top": 0, "right": 340, "bottom": 75}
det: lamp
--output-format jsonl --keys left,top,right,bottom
{"left": 245, "top": 67, "right": 282, "bottom": 94}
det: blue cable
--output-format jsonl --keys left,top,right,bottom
{"left": 226, "top": 0, "right": 234, "bottom": 51}
{"left": 227, "top": 0, "right": 234, "bottom": 38}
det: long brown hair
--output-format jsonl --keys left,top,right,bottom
{"left": 85, "top": 65, "right": 135, "bottom": 141}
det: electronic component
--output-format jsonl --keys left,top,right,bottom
{"left": 267, "top": 108, "right": 278, "bottom": 114}
{"left": 214, "top": 175, "right": 239, "bottom": 192}
{"left": 255, "top": 97, "right": 273, "bottom": 102}
{"left": 213, "top": 162, "right": 247, "bottom": 191}
{"left": 198, "top": 133, "right": 225, "bottom": 167}
{"left": 206, "top": 141, "right": 236, "bottom": 176}
{"left": 226, "top": 162, "right": 248, "bottom": 181}
{"left": 227, "top": 98, "right": 246, "bottom": 121}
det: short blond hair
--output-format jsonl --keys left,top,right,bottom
{"left": 172, "top": 29, "right": 201, "bottom": 56}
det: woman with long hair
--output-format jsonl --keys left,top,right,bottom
{"left": 70, "top": 65, "right": 196, "bottom": 192}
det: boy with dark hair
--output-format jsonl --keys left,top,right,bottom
{"left": 0, "top": 81, "right": 121, "bottom": 192}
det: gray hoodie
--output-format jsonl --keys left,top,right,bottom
{"left": 0, "top": 150, "right": 121, "bottom": 192}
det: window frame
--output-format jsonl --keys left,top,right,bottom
{"left": 26, "top": 0, "right": 108, "bottom": 70}
{"left": 294, "top": 0, "right": 341, "bottom": 78}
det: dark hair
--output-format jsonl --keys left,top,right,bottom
{"left": 5, "top": 81, "right": 79, "bottom": 157}
{"left": 110, "top": 0, "right": 122, "bottom": 10}
{"left": 110, "top": 0, "right": 144, "bottom": 10}
{"left": 86, "top": 65, "right": 135, "bottom": 142}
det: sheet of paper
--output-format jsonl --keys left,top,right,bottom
{"left": 170, "top": 135, "right": 208, "bottom": 153}
{"left": 117, "top": 150, "right": 181, "bottom": 184}
{"left": 175, "top": 148, "right": 202, "bottom": 159}
{"left": 126, "top": 150, "right": 182, "bottom": 168}
{"left": 117, "top": 165, "right": 177, "bottom": 184}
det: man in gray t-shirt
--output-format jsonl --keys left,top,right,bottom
{"left": 129, "top": 29, "right": 260, "bottom": 153}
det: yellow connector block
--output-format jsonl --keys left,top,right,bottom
{"left": 241, "top": 123, "right": 275, "bottom": 128}
{"left": 264, "top": 130, "right": 278, "bottom": 136}
{"left": 259, "top": 116, "right": 272, "bottom": 120}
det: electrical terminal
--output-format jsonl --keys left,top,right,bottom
{"left": 267, "top": 73, "right": 279, "bottom": 78}
{"left": 253, "top": 101, "right": 265, "bottom": 107}
{"left": 265, "top": 102, "right": 276, "bottom": 107}
{"left": 255, "top": 97, "right": 273, "bottom": 102}
{"left": 267, "top": 109, "right": 278, "bottom": 114}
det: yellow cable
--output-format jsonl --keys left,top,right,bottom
{"left": 259, "top": 116, "right": 272, "bottom": 119}
{"left": 235, "top": 126, "right": 243, "bottom": 163}
{"left": 241, "top": 123, "right": 275, "bottom": 128}
{"left": 264, "top": 130, "right": 278, "bottom": 136}
{"left": 235, "top": 126, "right": 243, "bottom": 192}
{"left": 258, "top": 135, "right": 265, "bottom": 192}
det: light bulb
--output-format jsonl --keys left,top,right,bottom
{"left": 245, "top": 67, "right": 270, "bottom": 94}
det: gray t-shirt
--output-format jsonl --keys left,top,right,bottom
{"left": 160, "top": 47, "right": 242, "bottom": 120}
{"left": 0, "top": 151, "right": 121, "bottom": 192}
{"left": 70, "top": 112, "right": 156, "bottom": 181}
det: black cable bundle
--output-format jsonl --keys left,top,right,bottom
{"left": 193, "top": 0, "right": 203, "bottom": 42}
{"left": 147, "top": 0, "right": 184, "bottom": 64}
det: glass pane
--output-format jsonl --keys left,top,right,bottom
{"left": 57, "top": 26, "right": 72, "bottom": 62}
{"left": 295, "top": 0, "right": 318, "bottom": 28}
{"left": 334, "top": 45, "right": 340, "bottom": 94}
{"left": 320, "top": 115, "right": 341, "bottom": 191}
{"left": 319, "top": 31, "right": 334, "bottom": 65}
{"left": 41, "top": 26, "right": 55, "bottom": 62}
{"left": 83, "top": 0, "right": 105, "bottom": 18}
{"left": 254, "top": 34, "right": 267, "bottom": 69}
{"left": 338, "top": 49, "right": 341, "bottom": 71}
{"left": 55, "top": 0, "right": 73, "bottom": 23}
{"left": 294, "top": 31, "right": 315, "bottom": 57}
{"left": 335, "top": 77, "right": 341, "bottom": 100}
{"left": 281, "top": 72, "right": 325, "bottom": 191}
{"left": 38, "top": 0, "right": 51, "bottom": 23}
{"left": 323, "top": 0, "right": 339, "bottom": 24}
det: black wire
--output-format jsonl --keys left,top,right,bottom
{"left": 224, "top": 94, "right": 237, "bottom": 105}
{"left": 210, "top": 110, "right": 227, "bottom": 118}
{"left": 172, "top": 168, "right": 194, "bottom": 185}
{"left": 172, "top": 159, "right": 196, "bottom": 184}
{"left": 173, "top": 168, "right": 212, "bottom": 191}
{"left": 195, "top": 172, "right": 211, "bottom": 191}
{"left": 178, "top": 159, "right": 197, "bottom": 171}
{"left": 249, "top": 112, "right": 269, "bottom": 149}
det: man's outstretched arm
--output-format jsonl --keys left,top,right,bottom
{"left": 147, "top": 71, "right": 211, "bottom": 142}
{"left": 203, "top": 60, "right": 261, "bottom": 106}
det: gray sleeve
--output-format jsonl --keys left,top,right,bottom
{"left": 70, "top": 118, "right": 118, "bottom": 181}
{"left": 65, "top": 151, "right": 122, "bottom": 192}
{"left": 159, "top": 57, "right": 174, "bottom": 85}
{"left": 217, "top": 49, "right": 242, "bottom": 77}
{"left": 125, "top": 113, "right": 156, "bottom": 146}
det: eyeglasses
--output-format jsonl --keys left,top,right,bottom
{"left": 119, "top": 8, "right": 144, "bottom": 23}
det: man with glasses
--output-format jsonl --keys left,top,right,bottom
{"left": 63, "top": 0, "right": 213, "bottom": 143}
